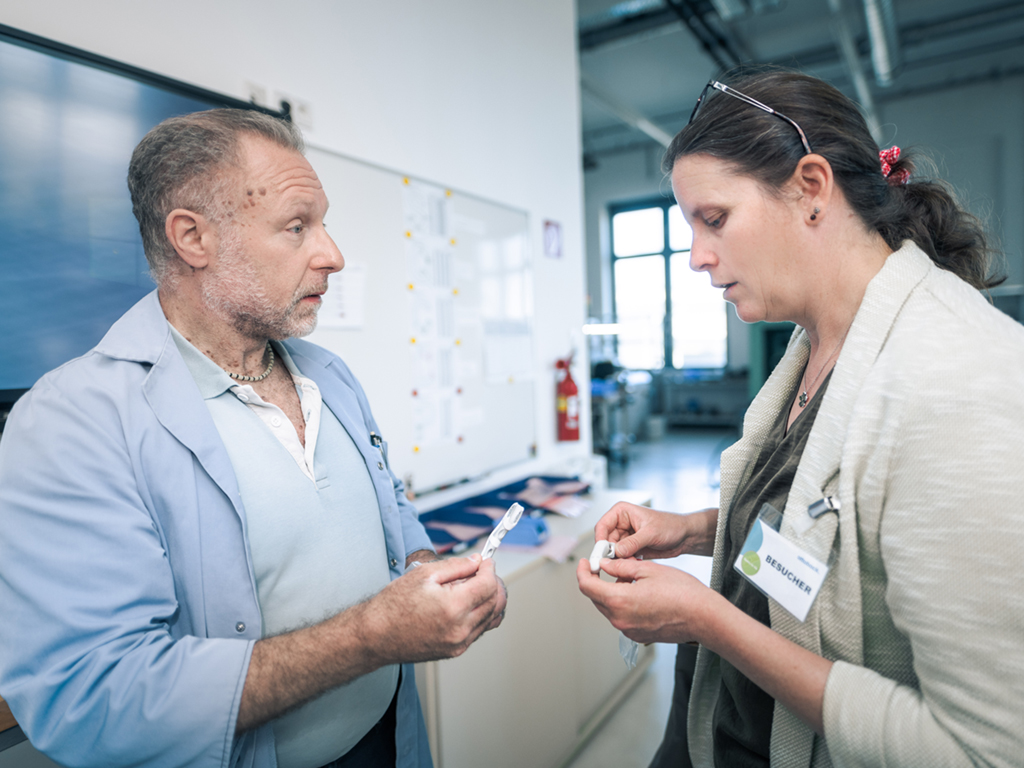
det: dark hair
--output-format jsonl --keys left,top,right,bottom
{"left": 663, "top": 66, "right": 1002, "bottom": 290}
{"left": 127, "top": 108, "right": 304, "bottom": 285}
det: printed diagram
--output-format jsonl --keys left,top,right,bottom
{"left": 403, "top": 177, "right": 534, "bottom": 461}
{"left": 404, "top": 180, "right": 462, "bottom": 450}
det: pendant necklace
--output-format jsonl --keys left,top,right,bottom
{"left": 225, "top": 342, "right": 275, "bottom": 383}
{"left": 798, "top": 328, "right": 849, "bottom": 408}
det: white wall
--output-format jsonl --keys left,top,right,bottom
{"left": 878, "top": 76, "right": 1024, "bottom": 285}
{"left": 2, "top": 0, "right": 592, "bottom": 480}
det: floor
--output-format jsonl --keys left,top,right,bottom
{"left": 565, "top": 427, "right": 738, "bottom": 768}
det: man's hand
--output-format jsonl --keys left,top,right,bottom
{"left": 405, "top": 549, "right": 506, "bottom": 631}
{"left": 594, "top": 502, "right": 718, "bottom": 560}
{"left": 362, "top": 554, "right": 504, "bottom": 664}
{"left": 486, "top": 574, "right": 508, "bottom": 631}
{"left": 237, "top": 553, "right": 504, "bottom": 733}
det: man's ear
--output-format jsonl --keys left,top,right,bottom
{"left": 165, "top": 209, "right": 217, "bottom": 269}
{"left": 793, "top": 154, "right": 834, "bottom": 219}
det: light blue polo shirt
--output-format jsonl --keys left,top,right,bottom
{"left": 171, "top": 328, "right": 398, "bottom": 768}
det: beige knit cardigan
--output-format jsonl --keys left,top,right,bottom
{"left": 687, "top": 242, "right": 1024, "bottom": 768}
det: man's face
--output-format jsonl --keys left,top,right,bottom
{"left": 201, "top": 135, "right": 343, "bottom": 341}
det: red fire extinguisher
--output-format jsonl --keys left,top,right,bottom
{"left": 556, "top": 354, "right": 580, "bottom": 442}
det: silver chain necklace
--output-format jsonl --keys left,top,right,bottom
{"left": 798, "top": 329, "right": 849, "bottom": 408}
{"left": 225, "top": 342, "right": 274, "bottom": 383}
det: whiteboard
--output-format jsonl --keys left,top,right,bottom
{"left": 305, "top": 146, "right": 536, "bottom": 496}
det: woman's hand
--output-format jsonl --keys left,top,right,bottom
{"left": 576, "top": 554, "right": 832, "bottom": 735}
{"left": 594, "top": 502, "right": 718, "bottom": 560}
{"left": 576, "top": 556, "right": 716, "bottom": 645}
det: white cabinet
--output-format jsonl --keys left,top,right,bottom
{"left": 415, "top": 490, "right": 655, "bottom": 768}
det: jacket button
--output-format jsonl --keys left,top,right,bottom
{"left": 235, "top": 622, "right": 246, "bottom": 633}
{"left": 390, "top": 558, "right": 398, "bottom": 568}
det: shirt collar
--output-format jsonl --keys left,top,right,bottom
{"left": 169, "top": 326, "right": 314, "bottom": 400}
{"left": 169, "top": 326, "right": 235, "bottom": 399}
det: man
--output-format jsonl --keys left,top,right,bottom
{"left": 0, "top": 109, "right": 505, "bottom": 768}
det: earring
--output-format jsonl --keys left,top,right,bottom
{"left": 810, "top": 207, "right": 820, "bottom": 221}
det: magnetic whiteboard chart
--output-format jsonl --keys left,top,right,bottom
{"left": 305, "top": 146, "right": 536, "bottom": 495}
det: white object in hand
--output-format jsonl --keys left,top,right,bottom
{"left": 480, "top": 503, "right": 524, "bottom": 560}
{"left": 589, "top": 540, "right": 616, "bottom": 573}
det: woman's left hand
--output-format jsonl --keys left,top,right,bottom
{"left": 579, "top": 552, "right": 834, "bottom": 735}
{"left": 576, "top": 556, "right": 714, "bottom": 645}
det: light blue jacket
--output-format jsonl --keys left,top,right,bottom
{"left": 0, "top": 292, "right": 434, "bottom": 768}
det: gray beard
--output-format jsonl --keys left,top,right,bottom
{"left": 201, "top": 233, "right": 320, "bottom": 341}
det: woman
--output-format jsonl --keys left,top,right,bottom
{"left": 577, "top": 67, "right": 1024, "bottom": 768}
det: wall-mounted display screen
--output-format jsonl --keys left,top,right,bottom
{"left": 0, "top": 26, "right": 279, "bottom": 405}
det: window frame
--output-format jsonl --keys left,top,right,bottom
{"left": 609, "top": 196, "right": 725, "bottom": 371}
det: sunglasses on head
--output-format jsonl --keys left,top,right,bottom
{"left": 688, "top": 80, "right": 813, "bottom": 156}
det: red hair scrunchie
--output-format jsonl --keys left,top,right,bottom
{"left": 879, "top": 146, "right": 910, "bottom": 185}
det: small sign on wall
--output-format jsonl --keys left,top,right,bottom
{"left": 543, "top": 220, "right": 562, "bottom": 259}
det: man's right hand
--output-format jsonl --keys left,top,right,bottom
{"left": 360, "top": 554, "right": 503, "bottom": 664}
{"left": 594, "top": 502, "right": 719, "bottom": 561}
{"left": 237, "top": 553, "right": 504, "bottom": 733}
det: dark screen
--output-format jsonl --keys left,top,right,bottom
{"left": 0, "top": 35, "right": 217, "bottom": 396}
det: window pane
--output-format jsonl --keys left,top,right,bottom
{"left": 668, "top": 205, "right": 693, "bottom": 251}
{"left": 670, "top": 253, "right": 727, "bottom": 368}
{"left": 612, "top": 207, "right": 664, "bottom": 257}
{"left": 614, "top": 255, "right": 665, "bottom": 369}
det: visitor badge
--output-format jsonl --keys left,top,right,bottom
{"left": 734, "top": 505, "right": 828, "bottom": 622}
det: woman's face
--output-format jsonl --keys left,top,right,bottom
{"left": 671, "top": 153, "right": 804, "bottom": 324}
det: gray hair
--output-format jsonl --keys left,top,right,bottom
{"left": 127, "top": 108, "right": 304, "bottom": 285}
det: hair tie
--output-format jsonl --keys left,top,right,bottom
{"left": 879, "top": 146, "right": 910, "bottom": 185}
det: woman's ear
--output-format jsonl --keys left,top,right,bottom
{"left": 165, "top": 209, "right": 217, "bottom": 269}
{"left": 794, "top": 154, "right": 834, "bottom": 222}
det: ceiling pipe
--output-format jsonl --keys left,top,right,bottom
{"left": 827, "top": 0, "right": 883, "bottom": 142}
{"left": 579, "top": 7, "right": 681, "bottom": 52}
{"left": 863, "top": 0, "right": 901, "bottom": 86}
{"left": 709, "top": 0, "right": 747, "bottom": 22}
{"left": 663, "top": 0, "right": 745, "bottom": 70}
{"left": 580, "top": 73, "right": 675, "bottom": 148}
